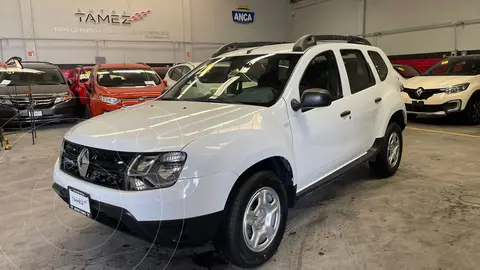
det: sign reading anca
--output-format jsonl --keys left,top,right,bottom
{"left": 232, "top": 5, "right": 254, "bottom": 24}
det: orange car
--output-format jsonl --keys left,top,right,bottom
{"left": 85, "top": 63, "right": 167, "bottom": 117}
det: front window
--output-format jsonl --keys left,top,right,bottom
{"left": 0, "top": 68, "right": 65, "bottom": 86}
{"left": 96, "top": 68, "right": 161, "bottom": 87}
{"left": 424, "top": 57, "right": 480, "bottom": 76}
{"left": 161, "top": 54, "right": 302, "bottom": 107}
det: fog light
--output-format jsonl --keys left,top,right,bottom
{"left": 445, "top": 100, "right": 461, "bottom": 112}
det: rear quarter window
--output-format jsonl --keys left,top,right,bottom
{"left": 368, "top": 51, "right": 388, "bottom": 81}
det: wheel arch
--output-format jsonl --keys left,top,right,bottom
{"left": 227, "top": 156, "right": 297, "bottom": 209}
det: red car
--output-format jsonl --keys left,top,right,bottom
{"left": 84, "top": 63, "right": 167, "bottom": 117}
{"left": 67, "top": 66, "right": 93, "bottom": 106}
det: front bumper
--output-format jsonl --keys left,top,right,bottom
{"left": 405, "top": 100, "right": 462, "bottom": 116}
{"left": 0, "top": 99, "right": 76, "bottom": 125}
{"left": 52, "top": 160, "right": 238, "bottom": 246}
{"left": 52, "top": 183, "right": 222, "bottom": 247}
{"left": 401, "top": 91, "right": 468, "bottom": 116}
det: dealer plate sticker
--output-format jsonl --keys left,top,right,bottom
{"left": 69, "top": 188, "right": 91, "bottom": 218}
{"left": 29, "top": 110, "right": 43, "bottom": 117}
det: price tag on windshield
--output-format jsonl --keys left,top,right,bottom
{"left": 0, "top": 79, "right": 11, "bottom": 87}
{"left": 145, "top": 81, "right": 156, "bottom": 86}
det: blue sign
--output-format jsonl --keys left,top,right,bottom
{"left": 232, "top": 11, "right": 255, "bottom": 24}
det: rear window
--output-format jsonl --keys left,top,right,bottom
{"left": 96, "top": 68, "right": 161, "bottom": 87}
{"left": 368, "top": 51, "right": 388, "bottom": 81}
{"left": 0, "top": 67, "right": 66, "bottom": 86}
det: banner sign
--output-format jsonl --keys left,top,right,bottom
{"left": 232, "top": 5, "right": 254, "bottom": 24}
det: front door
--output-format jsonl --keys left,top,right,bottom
{"left": 288, "top": 49, "right": 355, "bottom": 191}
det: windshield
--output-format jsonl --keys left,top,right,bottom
{"left": 161, "top": 54, "right": 301, "bottom": 107}
{"left": 394, "top": 65, "right": 421, "bottom": 78}
{"left": 0, "top": 68, "right": 65, "bottom": 86}
{"left": 97, "top": 68, "right": 161, "bottom": 87}
{"left": 424, "top": 58, "right": 480, "bottom": 76}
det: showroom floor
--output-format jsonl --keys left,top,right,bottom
{"left": 0, "top": 118, "right": 479, "bottom": 270}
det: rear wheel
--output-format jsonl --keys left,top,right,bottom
{"left": 214, "top": 171, "right": 288, "bottom": 268}
{"left": 369, "top": 122, "right": 403, "bottom": 178}
{"left": 464, "top": 94, "right": 480, "bottom": 125}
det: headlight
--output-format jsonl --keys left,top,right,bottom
{"left": 441, "top": 83, "right": 470, "bottom": 94}
{"left": 0, "top": 98, "right": 12, "bottom": 105}
{"left": 126, "top": 152, "right": 187, "bottom": 190}
{"left": 54, "top": 92, "right": 72, "bottom": 103}
{"left": 100, "top": 95, "right": 121, "bottom": 104}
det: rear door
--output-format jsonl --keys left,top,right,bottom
{"left": 338, "top": 49, "right": 378, "bottom": 155}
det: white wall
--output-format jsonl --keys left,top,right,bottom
{"left": 0, "top": 0, "right": 291, "bottom": 64}
{"left": 290, "top": 0, "right": 480, "bottom": 55}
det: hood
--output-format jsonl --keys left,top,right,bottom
{"left": 65, "top": 101, "right": 265, "bottom": 152}
{"left": 1, "top": 84, "right": 69, "bottom": 95}
{"left": 98, "top": 85, "right": 165, "bottom": 97}
{"left": 404, "top": 75, "right": 476, "bottom": 89}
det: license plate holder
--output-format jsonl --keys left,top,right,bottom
{"left": 412, "top": 100, "right": 424, "bottom": 109}
{"left": 68, "top": 187, "right": 91, "bottom": 218}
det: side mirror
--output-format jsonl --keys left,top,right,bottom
{"left": 67, "top": 79, "right": 74, "bottom": 86}
{"left": 163, "top": 79, "right": 168, "bottom": 86}
{"left": 291, "top": 89, "right": 332, "bottom": 112}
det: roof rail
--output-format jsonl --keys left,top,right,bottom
{"left": 293, "top": 35, "right": 371, "bottom": 52}
{"left": 212, "top": 42, "right": 289, "bottom": 57}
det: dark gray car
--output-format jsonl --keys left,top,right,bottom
{"left": 0, "top": 62, "right": 77, "bottom": 126}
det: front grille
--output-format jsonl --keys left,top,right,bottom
{"left": 11, "top": 96, "right": 55, "bottom": 109}
{"left": 60, "top": 140, "right": 137, "bottom": 190}
{"left": 403, "top": 88, "right": 442, "bottom": 100}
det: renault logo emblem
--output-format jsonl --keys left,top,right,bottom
{"left": 416, "top": 87, "right": 424, "bottom": 97}
{"left": 77, "top": 148, "right": 90, "bottom": 178}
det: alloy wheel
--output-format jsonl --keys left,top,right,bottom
{"left": 387, "top": 132, "right": 401, "bottom": 168}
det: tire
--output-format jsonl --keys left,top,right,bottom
{"left": 213, "top": 171, "right": 288, "bottom": 268}
{"left": 369, "top": 122, "right": 403, "bottom": 178}
{"left": 464, "top": 94, "right": 480, "bottom": 125}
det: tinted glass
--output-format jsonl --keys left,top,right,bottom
{"left": 393, "top": 65, "right": 421, "bottom": 78}
{"left": 300, "top": 50, "right": 342, "bottom": 99}
{"left": 368, "top": 51, "right": 388, "bottom": 81}
{"left": 1, "top": 68, "right": 66, "bottom": 86}
{"left": 341, "top": 50, "right": 375, "bottom": 94}
{"left": 424, "top": 57, "right": 480, "bottom": 76}
{"left": 162, "top": 54, "right": 302, "bottom": 107}
{"left": 96, "top": 68, "right": 161, "bottom": 87}
{"left": 168, "top": 67, "right": 183, "bottom": 81}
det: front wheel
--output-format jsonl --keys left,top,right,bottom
{"left": 464, "top": 95, "right": 480, "bottom": 125}
{"left": 214, "top": 171, "right": 288, "bottom": 268}
{"left": 369, "top": 122, "right": 403, "bottom": 178}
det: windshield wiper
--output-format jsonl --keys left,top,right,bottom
{"left": 203, "top": 97, "right": 243, "bottom": 104}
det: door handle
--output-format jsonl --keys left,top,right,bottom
{"left": 375, "top": 97, "right": 382, "bottom": 103}
{"left": 340, "top": 110, "right": 351, "bottom": 117}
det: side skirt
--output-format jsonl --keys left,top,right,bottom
{"left": 295, "top": 137, "right": 384, "bottom": 201}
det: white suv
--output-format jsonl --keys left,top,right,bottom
{"left": 53, "top": 35, "right": 407, "bottom": 268}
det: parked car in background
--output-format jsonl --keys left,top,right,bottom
{"left": 393, "top": 64, "right": 421, "bottom": 84}
{"left": 0, "top": 61, "right": 76, "bottom": 125}
{"left": 53, "top": 36, "right": 406, "bottom": 268}
{"left": 67, "top": 66, "right": 93, "bottom": 114}
{"left": 85, "top": 63, "right": 166, "bottom": 117}
{"left": 163, "top": 62, "right": 201, "bottom": 86}
{"left": 151, "top": 66, "right": 170, "bottom": 79}
{"left": 402, "top": 55, "right": 480, "bottom": 124}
